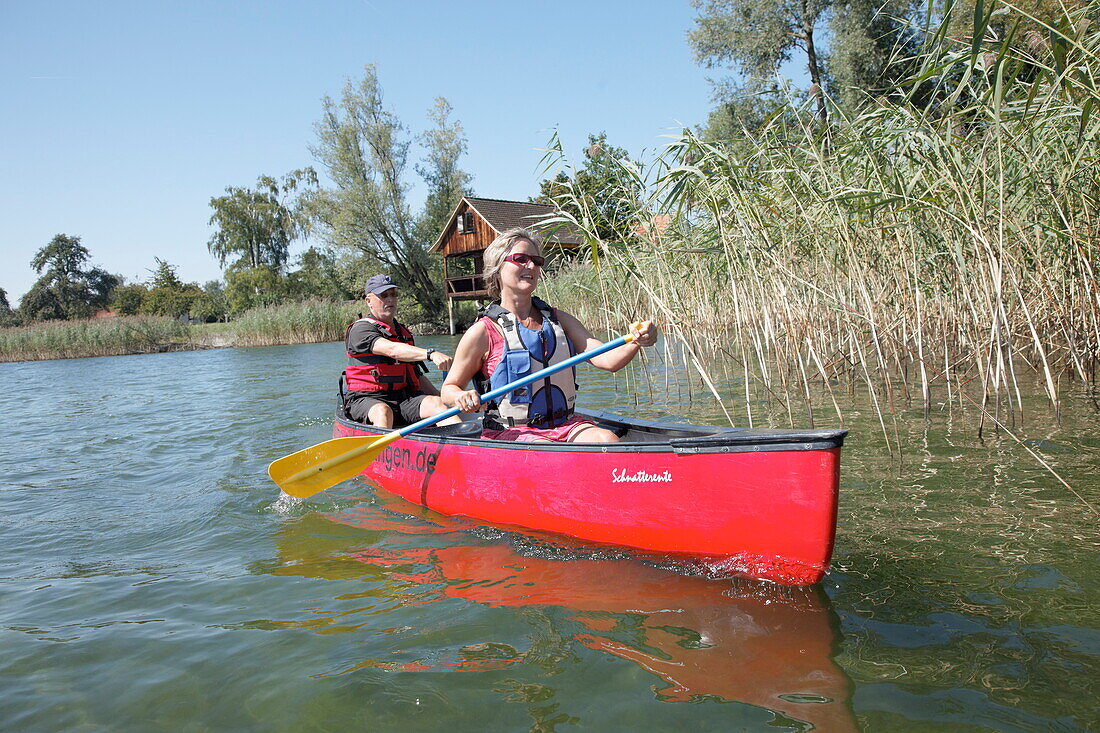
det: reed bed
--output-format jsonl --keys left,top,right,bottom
{"left": 0, "top": 316, "right": 193, "bottom": 362}
{"left": 541, "top": 3, "right": 1100, "bottom": 442}
{"left": 227, "top": 299, "right": 361, "bottom": 347}
{"left": 0, "top": 301, "right": 364, "bottom": 361}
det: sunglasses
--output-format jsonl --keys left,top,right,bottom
{"left": 503, "top": 252, "right": 545, "bottom": 268}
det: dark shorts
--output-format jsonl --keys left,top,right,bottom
{"left": 345, "top": 389, "right": 430, "bottom": 426}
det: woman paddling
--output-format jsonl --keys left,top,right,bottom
{"left": 441, "top": 227, "right": 657, "bottom": 443}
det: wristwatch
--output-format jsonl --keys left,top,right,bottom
{"left": 424, "top": 348, "right": 435, "bottom": 360}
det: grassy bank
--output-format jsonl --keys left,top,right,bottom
{"left": 541, "top": 4, "right": 1099, "bottom": 436}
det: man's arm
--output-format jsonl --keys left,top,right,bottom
{"left": 372, "top": 338, "right": 454, "bottom": 371}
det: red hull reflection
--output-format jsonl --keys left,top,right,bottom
{"left": 317, "top": 498, "right": 857, "bottom": 730}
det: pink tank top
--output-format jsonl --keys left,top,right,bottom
{"left": 479, "top": 310, "right": 560, "bottom": 379}
{"left": 479, "top": 315, "right": 505, "bottom": 380}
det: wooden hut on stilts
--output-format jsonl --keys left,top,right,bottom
{"left": 430, "top": 197, "right": 583, "bottom": 334}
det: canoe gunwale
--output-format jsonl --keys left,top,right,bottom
{"left": 333, "top": 407, "right": 847, "bottom": 454}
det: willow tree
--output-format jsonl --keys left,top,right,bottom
{"left": 829, "top": 0, "right": 925, "bottom": 108}
{"left": 308, "top": 65, "right": 472, "bottom": 314}
{"left": 689, "top": 0, "right": 832, "bottom": 122}
{"left": 417, "top": 98, "right": 474, "bottom": 247}
{"left": 208, "top": 170, "right": 316, "bottom": 272}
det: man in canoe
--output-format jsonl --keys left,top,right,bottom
{"left": 343, "top": 274, "right": 460, "bottom": 428}
{"left": 441, "top": 228, "right": 657, "bottom": 443}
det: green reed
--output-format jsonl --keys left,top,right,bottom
{"left": 540, "top": 1, "right": 1099, "bottom": 443}
{"left": 0, "top": 316, "right": 193, "bottom": 362}
{"left": 0, "top": 300, "right": 364, "bottom": 361}
{"left": 226, "top": 299, "right": 362, "bottom": 347}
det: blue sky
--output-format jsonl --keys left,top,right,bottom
{"left": 1, "top": 1, "right": 715, "bottom": 303}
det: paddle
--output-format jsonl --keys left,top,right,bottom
{"left": 269, "top": 326, "right": 641, "bottom": 499}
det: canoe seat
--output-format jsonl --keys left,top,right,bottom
{"left": 417, "top": 418, "right": 484, "bottom": 439}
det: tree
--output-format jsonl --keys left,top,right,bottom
{"left": 536, "top": 133, "right": 642, "bottom": 244}
{"left": 416, "top": 98, "right": 474, "bottom": 244}
{"left": 689, "top": 0, "right": 832, "bottom": 122}
{"left": 286, "top": 246, "right": 358, "bottom": 301}
{"left": 308, "top": 65, "right": 472, "bottom": 314}
{"left": 224, "top": 266, "right": 287, "bottom": 314}
{"left": 192, "top": 280, "right": 230, "bottom": 323}
{"left": 208, "top": 170, "right": 316, "bottom": 272}
{"left": 19, "top": 234, "right": 119, "bottom": 321}
{"left": 149, "top": 258, "right": 184, "bottom": 290}
{"left": 698, "top": 80, "right": 796, "bottom": 141}
{"left": 111, "top": 283, "right": 148, "bottom": 316}
{"left": 829, "top": 0, "right": 924, "bottom": 108}
{"left": 140, "top": 259, "right": 202, "bottom": 318}
{"left": 0, "top": 287, "right": 19, "bottom": 327}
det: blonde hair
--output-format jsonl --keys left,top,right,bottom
{"left": 482, "top": 227, "right": 544, "bottom": 297}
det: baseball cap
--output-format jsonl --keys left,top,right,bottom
{"left": 365, "top": 274, "right": 397, "bottom": 295}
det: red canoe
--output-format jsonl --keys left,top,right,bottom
{"left": 332, "top": 408, "right": 846, "bottom": 585}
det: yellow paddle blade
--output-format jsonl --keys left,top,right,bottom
{"left": 268, "top": 431, "right": 402, "bottom": 499}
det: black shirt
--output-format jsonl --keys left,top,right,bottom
{"left": 346, "top": 319, "right": 410, "bottom": 356}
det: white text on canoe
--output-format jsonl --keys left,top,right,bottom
{"left": 611, "top": 468, "right": 673, "bottom": 483}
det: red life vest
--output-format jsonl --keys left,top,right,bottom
{"left": 344, "top": 317, "right": 418, "bottom": 393}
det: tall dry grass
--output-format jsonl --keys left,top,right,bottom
{"left": 541, "top": 1, "right": 1099, "bottom": 446}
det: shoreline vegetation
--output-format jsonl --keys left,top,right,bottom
{"left": 0, "top": 301, "right": 380, "bottom": 363}
{"left": 539, "top": 6, "right": 1100, "bottom": 445}
{"left": 0, "top": 296, "right": 467, "bottom": 363}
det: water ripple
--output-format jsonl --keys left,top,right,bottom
{"left": 1, "top": 342, "right": 1097, "bottom": 731}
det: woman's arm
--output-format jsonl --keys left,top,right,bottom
{"left": 555, "top": 310, "right": 657, "bottom": 372}
{"left": 440, "top": 322, "right": 489, "bottom": 412}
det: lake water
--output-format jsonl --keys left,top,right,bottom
{"left": 1, "top": 339, "right": 1096, "bottom": 731}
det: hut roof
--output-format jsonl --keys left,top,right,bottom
{"left": 429, "top": 196, "right": 583, "bottom": 253}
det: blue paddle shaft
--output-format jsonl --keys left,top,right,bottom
{"left": 396, "top": 335, "right": 632, "bottom": 438}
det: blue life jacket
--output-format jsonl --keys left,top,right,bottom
{"left": 478, "top": 297, "right": 577, "bottom": 429}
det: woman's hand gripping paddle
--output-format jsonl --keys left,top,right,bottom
{"left": 268, "top": 328, "right": 641, "bottom": 498}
